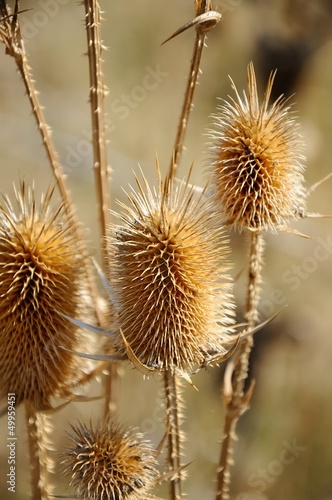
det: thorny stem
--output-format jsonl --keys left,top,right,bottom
{"left": 18, "top": 60, "right": 71, "bottom": 209}
{"left": 164, "top": 370, "right": 185, "bottom": 500}
{"left": 170, "top": 0, "right": 218, "bottom": 172}
{"left": 216, "top": 231, "right": 265, "bottom": 500}
{"left": 25, "top": 403, "right": 54, "bottom": 500}
{"left": 83, "top": 0, "right": 117, "bottom": 420}
{"left": 0, "top": 18, "right": 73, "bottom": 215}
{"left": 102, "top": 363, "right": 119, "bottom": 417}
{"left": 83, "top": 0, "right": 110, "bottom": 273}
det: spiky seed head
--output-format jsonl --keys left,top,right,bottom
{"left": 108, "top": 166, "right": 234, "bottom": 373}
{"left": 63, "top": 418, "right": 158, "bottom": 500}
{"left": 208, "top": 62, "right": 306, "bottom": 232}
{"left": 0, "top": 183, "right": 90, "bottom": 410}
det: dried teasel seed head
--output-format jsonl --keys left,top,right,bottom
{"left": 207, "top": 62, "right": 306, "bottom": 232}
{"left": 0, "top": 183, "right": 91, "bottom": 410}
{"left": 63, "top": 418, "right": 158, "bottom": 500}
{"left": 108, "top": 165, "right": 235, "bottom": 373}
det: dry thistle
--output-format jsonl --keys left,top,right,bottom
{"left": 209, "top": 63, "right": 309, "bottom": 499}
{"left": 63, "top": 418, "right": 158, "bottom": 500}
{"left": 108, "top": 165, "right": 234, "bottom": 374}
{"left": 0, "top": 183, "right": 91, "bottom": 410}
{"left": 208, "top": 61, "right": 306, "bottom": 232}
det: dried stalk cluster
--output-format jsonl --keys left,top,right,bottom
{"left": 0, "top": 1, "right": 321, "bottom": 500}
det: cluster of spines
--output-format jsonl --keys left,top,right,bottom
{"left": 108, "top": 166, "right": 235, "bottom": 374}
{"left": 208, "top": 62, "right": 306, "bottom": 232}
{"left": 0, "top": 183, "right": 91, "bottom": 410}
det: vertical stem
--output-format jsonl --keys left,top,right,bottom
{"left": 25, "top": 403, "right": 54, "bottom": 500}
{"left": 102, "top": 363, "right": 119, "bottom": 418}
{"left": 83, "top": 0, "right": 117, "bottom": 419}
{"left": 83, "top": 0, "right": 110, "bottom": 272}
{"left": 164, "top": 370, "right": 184, "bottom": 500}
{"left": 170, "top": 0, "right": 213, "bottom": 172}
{"left": 216, "top": 231, "right": 265, "bottom": 500}
{"left": 7, "top": 33, "right": 74, "bottom": 217}
{"left": 171, "top": 30, "right": 205, "bottom": 172}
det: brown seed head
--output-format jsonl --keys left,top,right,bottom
{"left": 63, "top": 418, "right": 158, "bottom": 500}
{"left": 108, "top": 166, "right": 234, "bottom": 373}
{"left": 0, "top": 183, "right": 90, "bottom": 409}
{"left": 208, "top": 62, "right": 306, "bottom": 232}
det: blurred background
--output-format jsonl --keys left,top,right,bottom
{"left": 0, "top": 0, "right": 332, "bottom": 498}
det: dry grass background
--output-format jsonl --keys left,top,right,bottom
{"left": 0, "top": 0, "right": 332, "bottom": 498}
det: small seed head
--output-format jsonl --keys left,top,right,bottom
{"left": 63, "top": 418, "right": 158, "bottom": 500}
{"left": 208, "top": 62, "right": 306, "bottom": 232}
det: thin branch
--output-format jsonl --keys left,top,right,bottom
{"left": 166, "top": 0, "right": 221, "bottom": 172}
{"left": 0, "top": 4, "right": 73, "bottom": 215}
{"left": 83, "top": 0, "right": 111, "bottom": 272}
{"left": 164, "top": 370, "right": 185, "bottom": 500}
{"left": 216, "top": 231, "right": 265, "bottom": 500}
{"left": 25, "top": 403, "right": 54, "bottom": 500}
{"left": 83, "top": 0, "right": 117, "bottom": 420}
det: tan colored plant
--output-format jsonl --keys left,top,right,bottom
{"left": 207, "top": 63, "right": 307, "bottom": 500}
{"left": 0, "top": 183, "right": 96, "bottom": 499}
{"left": 0, "top": 1, "right": 328, "bottom": 500}
{"left": 105, "top": 162, "right": 236, "bottom": 498}
{"left": 208, "top": 62, "right": 306, "bottom": 233}
{"left": 0, "top": 183, "right": 92, "bottom": 409}
{"left": 63, "top": 417, "right": 159, "bottom": 500}
{"left": 109, "top": 165, "right": 234, "bottom": 374}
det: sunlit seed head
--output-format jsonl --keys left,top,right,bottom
{"left": 208, "top": 62, "right": 306, "bottom": 232}
{"left": 108, "top": 166, "right": 235, "bottom": 373}
{"left": 63, "top": 418, "right": 158, "bottom": 500}
{"left": 0, "top": 183, "right": 90, "bottom": 409}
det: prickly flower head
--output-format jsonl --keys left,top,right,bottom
{"left": 0, "top": 183, "right": 91, "bottom": 410}
{"left": 108, "top": 166, "right": 234, "bottom": 373}
{"left": 63, "top": 418, "right": 158, "bottom": 500}
{"left": 208, "top": 62, "right": 306, "bottom": 232}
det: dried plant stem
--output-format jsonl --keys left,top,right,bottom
{"left": 171, "top": 31, "right": 204, "bottom": 171}
{"left": 25, "top": 403, "right": 54, "bottom": 500}
{"left": 83, "top": 0, "right": 110, "bottom": 270}
{"left": 0, "top": 7, "right": 72, "bottom": 216}
{"left": 164, "top": 370, "right": 185, "bottom": 500}
{"left": 216, "top": 231, "right": 265, "bottom": 500}
{"left": 83, "top": 0, "right": 117, "bottom": 420}
{"left": 102, "top": 363, "right": 120, "bottom": 418}
{"left": 17, "top": 60, "right": 71, "bottom": 210}
{"left": 170, "top": 0, "right": 215, "bottom": 171}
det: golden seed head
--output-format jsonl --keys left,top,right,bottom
{"left": 0, "top": 183, "right": 89, "bottom": 409}
{"left": 208, "top": 62, "right": 306, "bottom": 232}
{"left": 63, "top": 418, "right": 158, "bottom": 500}
{"left": 109, "top": 166, "right": 234, "bottom": 373}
